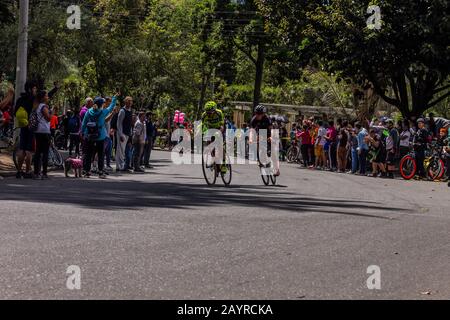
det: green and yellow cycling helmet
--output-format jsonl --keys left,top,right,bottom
{"left": 205, "top": 101, "right": 217, "bottom": 112}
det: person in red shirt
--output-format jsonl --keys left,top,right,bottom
{"left": 325, "top": 120, "right": 338, "bottom": 171}
{"left": 1, "top": 107, "right": 11, "bottom": 135}
{"left": 299, "top": 124, "right": 313, "bottom": 167}
{"left": 50, "top": 108, "right": 59, "bottom": 137}
{"left": 0, "top": 88, "right": 14, "bottom": 136}
{"left": 3, "top": 108, "right": 11, "bottom": 125}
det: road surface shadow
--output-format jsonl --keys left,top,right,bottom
{"left": 0, "top": 176, "right": 404, "bottom": 220}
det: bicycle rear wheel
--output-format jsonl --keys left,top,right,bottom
{"left": 399, "top": 155, "right": 416, "bottom": 180}
{"left": 427, "top": 158, "right": 445, "bottom": 180}
{"left": 49, "top": 146, "right": 64, "bottom": 168}
{"left": 202, "top": 149, "right": 217, "bottom": 185}
{"left": 286, "top": 146, "right": 299, "bottom": 163}
{"left": 260, "top": 163, "right": 273, "bottom": 186}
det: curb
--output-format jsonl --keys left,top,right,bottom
{"left": 0, "top": 167, "right": 61, "bottom": 179}
{"left": 0, "top": 171, "right": 17, "bottom": 178}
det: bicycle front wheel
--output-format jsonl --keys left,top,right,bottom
{"left": 399, "top": 155, "right": 416, "bottom": 180}
{"left": 202, "top": 149, "right": 217, "bottom": 186}
{"left": 261, "top": 171, "right": 270, "bottom": 185}
{"left": 286, "top": 146, "right": 299, "bottom": 163}
{"left": 49, "top": 147, "right": 64, "bottom": 168}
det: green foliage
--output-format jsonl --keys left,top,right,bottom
{"left": 258, "top": 0, "right": 450, "bottom": 118}
{"left": 2, "top": 0, "right": 447, "bottom": 121}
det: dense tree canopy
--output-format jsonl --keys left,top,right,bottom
{"left": 0, "top": 0, "right": 448, "bottom": 119}
{"left": 258, "top": 0, "right": 450, "bottom": 118}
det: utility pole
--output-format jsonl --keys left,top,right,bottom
{"left": 15, "top": 0, "right": 29, "bottom": 101}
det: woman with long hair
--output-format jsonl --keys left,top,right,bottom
{"left": 33, "top": 90, "right": 52, "bottom": 179}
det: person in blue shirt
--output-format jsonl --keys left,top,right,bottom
{"left": 81, "top": 94, "right": 118, "bottom": 178}
{"left": 355, "top": 122, "right": 369, "bottom": 175}
{"left": 225, "top": 117, "right": 236, "bottom": 132}
{"left": 142, "top": 111, "right": 156, "bottom": 169}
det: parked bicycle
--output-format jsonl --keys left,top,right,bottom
{"left": 399, "top": 142, "right": 445, "bottom": 180}
{"left": 286, "top": 139, "right": 301, "bottom": 163}
{"left": 0, "top": 123, "right": 14, "bottom": 150}
{"left": 12, "top": 134, "right": 63, "bottom": 171}
{"left": 54, "top": 129, "right": 66, "bottom": 150}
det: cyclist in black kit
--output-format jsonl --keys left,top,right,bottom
{"left": 249, "top": 105, "right": 280, "bottom": 176}
{"left": 250, "top": 106, "right": 272, "bottom": 135}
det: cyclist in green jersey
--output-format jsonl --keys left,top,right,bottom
{"left": 200, "top": 101, "right": 227, "bottom": 173}
{"left": 200, "top": 101, "right": 225, "bottom": 133}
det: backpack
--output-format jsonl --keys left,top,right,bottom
{"left": 16, "top": 106, "right": 29, "bottom": 128}
{"left": 68, "top": 116, "right": 80, "bottom": 134}
{"left": 86, "top": 112, "right": 101, "bottom": 141}
{"left": 28, "top": 107, "right": 41, "bottom": 132}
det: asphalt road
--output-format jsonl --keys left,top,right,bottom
{"left": 0, "top": 150, "right": 449, "bottom": 299}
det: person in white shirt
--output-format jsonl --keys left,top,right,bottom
{"left": 399, "top": 119, "right": 412, "bottom": 159}
{"left": 115, "top": 96, "right": 133, "bottom": 171}
{"left": 33, "top": 90, "right": 52, "bottom": 179}
{"left": 314, "top": 120, "right": 327, "bottom": 169}
{"left": 132, "top": 112, "right": 146, "bottom": 173}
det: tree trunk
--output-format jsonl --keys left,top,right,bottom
{"left": 353, "top": 83, "right": 379, "bottom": 122}
{"left": 253, "top": 44, "right": 265, "bottom": 111}
{"left": 196, "top": 65, "right": 212, "bottom": 119}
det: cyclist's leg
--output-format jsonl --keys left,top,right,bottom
{"left": 258, "top": 137, "right": 269, "bottom": 167}
{"left": 256, "top": 139, "right": 261, "bottom": 166}
{"left": 269, "top": 141, "right": 281, "bottom": 176}
{"left": 220, "top": 141, "right": 228, "bottom": 173}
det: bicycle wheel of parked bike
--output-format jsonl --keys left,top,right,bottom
{"left": 286, "top": 146, "right": 299, "bottom": 163}
{"left": 399, "top": 155, "right": 417, "bottom": 180}
{"left": 220, "top": 154, "right": 232, "bottom": 186}
{"left": 49, "top": 146, "right": 64, "bottom": 168}
{"left": 427, "top": 158, "right": 445, "bottom": 180}
{"left": 202, "top": 148, "right": 217, "bottom": 186}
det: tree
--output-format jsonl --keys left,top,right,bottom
{"left": 258, "top": 0, "right": 450, "bottom": 118}
{"left": 0, "top": 2, "right": 14, "bottom": 24}
{"left": 214, "top": 0, "right": 275, "bottom": 110}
